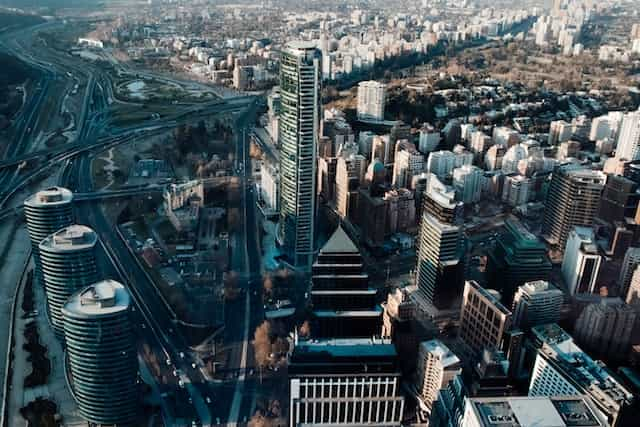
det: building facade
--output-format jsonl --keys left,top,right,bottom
{"left": 357, "top": 80, "right": 386, "bottom": 121}
{"left": 561, "top": 227, "right": 602, "bottom": 295}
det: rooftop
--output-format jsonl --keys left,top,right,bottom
{"left": 63, "top": 280, "right": 131, "bottom": 317}
{"left": 24, "top": 186, "right": 73, "bottom": 207}
{"left": 39, "top": 225, "right": 97, "bottom": 252}
{"left": 319, "top": 225, "right": 359, "bottom": 254}
{"left": 466, "top": 395, "right": 606, "bottom": 427}
{"left": 421, "top": 339, "right": 460, "bottom": 368}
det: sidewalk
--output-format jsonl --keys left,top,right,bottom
{"left": 8, "top": 264, "right": 84, "bottom": 426}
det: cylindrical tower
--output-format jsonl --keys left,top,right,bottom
{"left": 62, "top": 280, "right": 139, "bottom": 426}
{"left": 39, "top": 225, "right": 98, "bottom": 336}
{"left": 24, "top": 187, "right": 74, "bottom": 284}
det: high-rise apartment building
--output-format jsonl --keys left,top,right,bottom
{"left": 278, "top": 41, "right": 322, "bottom": 269}
{"left": 598, "top": 175, "right": 640, "bottom": 225}
{"left": 39, "top": 225, "right": 99, "bottom": 337}
{"left": 452, "top": 164, "right": 483, "bottom": 204}
{"left": 392, "top": 143, "right": 424, "bottom": 188}
{"left": 462, "top": 396, "right": 608, "bottom": 427}
{"left": 542, "top": 165, "right": 606, "bottom": 252}
{"left": 528, "top": 323, "right": 634, "bottom": 427}
{"left": 512, "top": 280, "right": 564, "bottom": 330}
{"left": 288, "top": 338, "right": 405, "bottom": 427}
{"left": 24, "top": 187, "right": 74, "bottom": 284}
{"left": 311, "top": 226, "right": 382, "bottom": 338}
{"left": 415, "top": 340, "right": 461, "bottom": 411}
{"left": 574, "top": 299, "right": 637, "bottom": 362}
{"left": 615, "top": 108, "right": 640, "bottom": 161}
{"left": 548, "top": 120, "right": 573, "bottom": 145}
{"left": 561, "top": 227, "right": 602, "bottom": 295}
{"left": 335, "top": 155, "right": 365, "bottom": 219}
{"left": 357, "top": 80, "right": 386, "bottom": 121}
{"left": 62, "top": 280, "right": 138, "bottom": 426}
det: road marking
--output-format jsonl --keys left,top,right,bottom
{"left": 228, "top": 289, "right": 250, "bottom": 425}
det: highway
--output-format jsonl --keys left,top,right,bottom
{"left": 1, "top": 17, "right": 265, "bottom": 425}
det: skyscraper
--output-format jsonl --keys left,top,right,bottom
{"left": 311, "top": 226, "right": 382, "bottom": 338}
{"left": 357, "top": 80, "right": 386, "bottom": 121}
{"left": 615, "top": 108, "right": 640, "bottom": 161}
{"left": 618, "top": 246, "right": 640, "bottom": 297}
{"left": 39, "top": 225, "right": 99, "bottom": 337}
{"left": 561, "top": 227, "right": 602, "bottom": 295}
{"left": 24, "top": 187, "right": 74, "bottom": 284}
{"left": 278, "top": 41, "right": 322, "bottom": 269}
{"left": 542, "top": 165, "right": 606, "bottom": 252}
{"left": 62, "top": 280, "right": 138, "bottom": 425}
{"left": 512, "top": 280, "right": 563, "bottom": 330}
{"left": 415, "top": 175, "right": 464, "bottom": 309}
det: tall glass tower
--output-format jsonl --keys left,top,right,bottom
{"left": 278, "top": 41, "right": 321, "bottom": 270}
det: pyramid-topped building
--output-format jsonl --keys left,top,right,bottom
{"left": 311, "top": 225, "right": 382, "bottom": 337}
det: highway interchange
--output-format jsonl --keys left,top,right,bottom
{"left": 1, "top": 18, "right": 264, "bottom": 426}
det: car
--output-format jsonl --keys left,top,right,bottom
{"left": 179, "top": 352, "right": 185, "bottom": 359}
{"left": 178, "top": 379, "right": 184, "bottom": 388}
{"left": 205, "top": 397, "right": 212, "bottom": 404}
{"left": 166, "top": 358, "right": 171, "bottom": 366}
{"left": 191, "top": 362, "right": 197, "bottom": 369}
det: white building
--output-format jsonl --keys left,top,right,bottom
{"left": 426, "top": 150, "right": 456, "bottom": 179}
{"left": 452, "top": 164, "right": 483, "bottom": 204}
{"left": 561, "top": 227, "right": 602, "bottom": 295}
{"left": 393, "top": 146, "right": 424, "bottom": 188}
{"left": 548, "top": 120, "right": 573, "bottom": 145}
{"left": 501, "top": 174, "right": 530, "bottom": 207}
{"left": 618, "top": 247, "right": 640, "bottom": 298}
{"left": 415, "top": 340, "right": 461, "bottom": 412}
{"left": 259, "top": 160, "right": 279, "bottom": 213}
{"left": 615, "top": 108, "right": 640, "bottom": 161}
{"left": 492, "top": 126, "right": 520, "bottom": 147}
{"left": 501, "top": 144, "right": 528, "bottom": 174}
{"left": 418, "top": 123, "right": 440, "bottom": 154}
{"left": 357, "top": 80, "right": 386, "bottom": 121}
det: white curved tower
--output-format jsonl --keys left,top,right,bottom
{"left": 62, "top": 280, "right": 138, "bottom": 425}
{"left": 39, "top": 225, "right": 98, "bottom": 336}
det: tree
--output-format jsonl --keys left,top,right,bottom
{"left": 253, "top": 321, "right": 272, "bottom": 383}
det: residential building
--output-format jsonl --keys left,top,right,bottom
{"left": 357, "top": 80, "right": 386, "bottom": 121}
{"left": 548, "top": 120, "right": 573, "bottom": 145}
{"left": 452, "top": 165, "right": 483, "bottom": 204}
{"left": 529, "top": 324, "right": 634, "bottom": 427}
{"left": 459, "top": 281, "right": 512, "bottom": 357}
{"left": 311, "top": 226, "right": 382, "bottom": 338}
{"left": 288, "top": 337, "right": 405, "bottom": 427}
{"left": 62, "top": 280, "right": 138, "bottom": 426}
{"left": 561, "top": 227, "right": 602, "bottom": 295}
{"left": 427, "top": 150, "right": 456, "bottom": 179}
{"left": 501, "top": 174, "right": 531, "bottom": 207}
{"left": 415, "top": 340, "right": 461, "bottom": 412}
{"left": 278, "top": 41, "right": 321, "bottom": 269}
{"left": 392, "top": 143, "right": 424, "bottom": 188}
{"left": 512, "top": 280, "right": 563, "bottom": 330}
{"left": 542, "top": 165, "right": 606, "bottom": 252}
{"left": 484, "top": 145, "right": 506, "bottom": 171}
{"left": 419, "top": 123, "right": 441, "bottom": 154}
{"left": 39, "top": 225, "right": 99, "bottom": 337}
{"left": 24, "top": 187, "right": 74, "bottom": 285}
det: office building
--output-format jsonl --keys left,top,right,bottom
{"left": 416, "top": 340, "right": 461, "bottom": 412}
{"left": 615, "top": 108, "right": 640, "bottom": 161}
{"left": 415, "top": 213, "right": 464, "bottom": 310}
{"left": 512, "top": 280, "right": 563, "bottom": 330}
{"left": 39, "top": 225, "right": 99, "bottom": 337}
{"left": 24, "top": 187, "right": 74, "bottom": 284}
{"left": 470, "top": 349, "right": 513, "bottom": 397}
{"left": 529, "top": 324, "right": 634, "bottom": 427}
{"left": 561, "top": 227, "right": 602, "bottom": 295}
{"left": 335, "top": 156, "right": 363, "bottom": 219}
{"left": 62, "top": 280, "right": 138, "bottom": 425}
{"left": 574, "top": 299, "right": 637, "bottom": 362}
{"left": 311, "top": 226, "right": 382, "bottom": 338}
{"left": 384, "top": 188, "right": 416, "bottom": 235}
{"left": 357, "top": 188, "right": 387, "bottom": 248}
{"left": 462, "top": 396, "right": 607, "bottom": 427}
{"left": 598, "top": 175, "right": 640, "bottom": 225}
{"left": 484, "top": 145, "right": 506, "bottom": 171}
{"left": 487, "top": 217, "right": 552, "bottom": 303}
{"left": 278, "top": 41, "right": 322, "bottom": 269}
{"left": 429, "top": 374, "right": 466, "bottom": 427}
{"left": 493, "top": 126, "right": 520, "bottom": 147}
{"left": 427, "top": 150, "right": 456, "bottom": 179}
{"left": 357, "top": 80, "right": 386, "bottom": 121}
{"left": 452, "top": 165, "right": 483, "bottom": 204}
{"left": 501, "top": 174, "right": 531, "bottom": 207}
{"left": 619, "top": 247, "right": 640, "bottom": 298}
{"left": 422, "top": 174, "right": 463, "bottom": 225}
{"left": 288, "top": 337, "right": 405, "bottom": 427}
{"left": 542, "top": 165, "right": 606, "bottom": 252}
{"left": 459, "top": 281, "right": 512, "bottom": 357}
